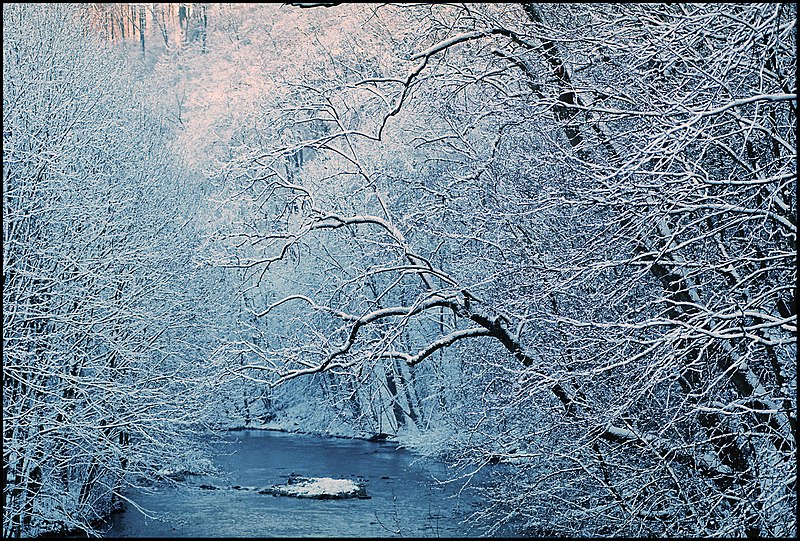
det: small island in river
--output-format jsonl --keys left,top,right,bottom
{"left": 259, "top": 474, "right": 370, "bottom": 500}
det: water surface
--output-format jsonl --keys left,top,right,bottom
{"left": 103, "top": 429, "right": 507, "bottom": 537}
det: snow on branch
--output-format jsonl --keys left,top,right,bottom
{"left": 286, "top": 2, "right": 342, "bottom": 7}
{"left": 382, "top": 327, "right": 492, "bottom": 366}
{"left": 411, "top": 27, "right": 535, "bottom": 60}
{"left": 254, "top": 294, "right": 358, "bottom": 321}
{"left": 700, "top": 93, "right": 797, "bottom": 117}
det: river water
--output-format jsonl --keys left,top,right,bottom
{"left": 102, "top": 429, "right": 515, "bottom": 538}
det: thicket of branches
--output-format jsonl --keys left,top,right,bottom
{"left": 2, "top": 5, "right": 231, "bottom": 536}
{"left": 3, "top": 3, "right": 794, "bottom": 538}
{"left": 213, "top": 3, "right": 796, "bottom": 537}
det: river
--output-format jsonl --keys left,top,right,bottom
{"left": 102, "top": 429, "right": 517, "bottom": 538}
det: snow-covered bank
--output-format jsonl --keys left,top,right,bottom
{"left": 219, "top": 391, "right": 457, "bottom": 456}
{"left": 225, "top": 421, "right": 399, "bottom": 443}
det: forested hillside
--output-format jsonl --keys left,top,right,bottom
{"left": 3, "top": 3, "right": 796, "bottom": 538}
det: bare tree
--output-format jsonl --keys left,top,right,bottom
{"left": 211, "top": 2, "right": 795, "bottom": 536}
{"left": 3, "top": 4, "right": 232, "bottom": 536}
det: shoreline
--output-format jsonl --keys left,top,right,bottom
{"left": 223, "top": 423, "right": 401, "bottom": 444}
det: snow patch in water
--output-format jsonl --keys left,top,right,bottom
{"left": 260, "top": 475, "right": 369, "bottom": 499}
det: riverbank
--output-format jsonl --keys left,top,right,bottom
{"left": 226, "top": 423, "right": 400, "bottom": 444}
{"left": 221, "top": 402, "right": 458, "bottom": 459}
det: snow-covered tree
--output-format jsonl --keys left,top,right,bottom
{"left": 2, "top": 4, "right": 232, "bottom": 536}
{"left": 213, "top": 3, "right": 796, "bottom": 536}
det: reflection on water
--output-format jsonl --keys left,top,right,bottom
{"left": 103, "top": 430, "right": 511, "bottom": 538}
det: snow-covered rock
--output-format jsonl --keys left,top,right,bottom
{"left": 259, "top": 475, "right": 370, "bottom": 499}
